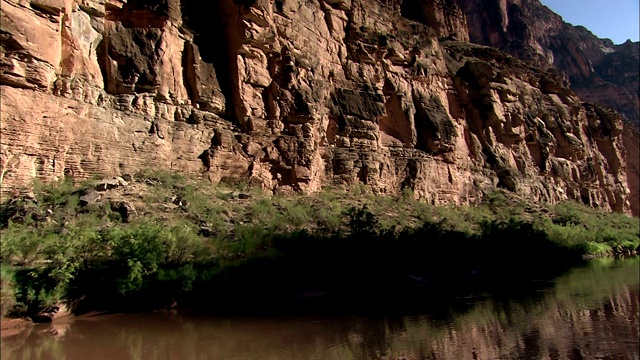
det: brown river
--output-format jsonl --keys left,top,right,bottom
{"left": 2, "top": 257, "right": 638, "bottom": 360}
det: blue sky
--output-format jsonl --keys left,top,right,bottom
{"left": 540, "top": 0, "right": 639, "bottom": 44}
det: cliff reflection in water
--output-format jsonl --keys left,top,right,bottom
{"left": 2, "top": 257, "right": 638, "bottom": 360}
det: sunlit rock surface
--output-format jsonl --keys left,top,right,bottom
{"left": 0, "top": 0, "right": 633, "bottom": 214}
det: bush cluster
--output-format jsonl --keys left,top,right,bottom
{"left": 0, "top": 171, "right": 637, "bottom": 317}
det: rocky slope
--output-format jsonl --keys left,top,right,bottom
{"left": 0, "top": 0, "right": 632, "bottom": 213}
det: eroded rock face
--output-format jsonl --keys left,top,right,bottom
{"left": 452, "top": 0, "right": 639, "bottom": 128}
{"left": 0, "top": 0, "right": 632, "bottom": 213}
{"left": 623, "top": 125, "right": 640, "bottom": 217}
{"left": 446, "top": 0, "right": 638, "bottom": 215}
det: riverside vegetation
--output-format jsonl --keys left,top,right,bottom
{"left": 0, "top": 170, "right": 638, "bottom": 320}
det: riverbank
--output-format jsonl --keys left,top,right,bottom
{"left": 1, "top": 171, "right": 638, "bottom": 320}
{"left": 2, "top": 257, "right": 638, "bottom": 359}
{"left": 0, "top": 317, "right": 32, "bottom": 338}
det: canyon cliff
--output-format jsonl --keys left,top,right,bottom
{"left": 452, "top": 0, "right": 639, "bottom": 127}
{"left": 0, "top": 0, "right": 634, "bottom": 214}
{"left": 447, "top": 0, "right": 639, "bottom": 215}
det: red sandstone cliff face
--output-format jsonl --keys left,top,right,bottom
{"left": 623, "top": 126, "right": 640, "bottom": 216}
{"left": 390, "top": 0, "right": 638, "bottom": 215}
{"left": 442, "top": 0, "right": 638, "bottom": 215}
{"left": 452, "top": 0, "right": 639, "bottom": 127}
{"left": 0, "top": 0, "right": 631, "bottom": 213}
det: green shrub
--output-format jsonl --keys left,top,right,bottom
{"left": 0, "top": 223, "right": 41, "bottom": 266}
{"left": 32, "top": 177, "right": 77, "bottom": 206}
{"left": 581, "top": 242, "right": 613, "bottom": 256}
{"left": 1, "top": 170, "right": 638, "bottom": 316}
{"left": 157, "top": 264, "right": 198, "bottom": 292}
{"left": 282, "top": 199, "right": 313, "bottom": 227}
{"left": 345, "top": 205, "right": 378, "bottom": 235}
{"left": 546, "top": 201, "right": 639, "bottom": 252}
{"left": 1, "top": 265, "right": 17, "bottom": 316}
{"left": 135, "top": 169, "right": 185, "bottom": 189}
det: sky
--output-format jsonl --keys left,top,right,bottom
{"left": 540, "top": 0, "right": 639, "bottom": 44}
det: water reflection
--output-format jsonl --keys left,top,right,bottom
{"left": 2, "top": 257, "right": 638, "bottom": 360}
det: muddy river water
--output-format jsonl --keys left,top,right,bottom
{"left": 2, "top": 257, "right": 638, "bottom": 359}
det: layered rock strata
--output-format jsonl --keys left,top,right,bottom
{"left": 0, "top": 0, "right": 631, "bottom": 213}
{"left": 450, "top": 0, "right": 639, "bottom": 127}
{"left": 444, "top": 0, "right": 639, "bottom": 215}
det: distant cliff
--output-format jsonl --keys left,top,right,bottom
{"left": 443, "top": 0, "right": 638, "bottom": 214}
{"left": 449, "top": 0, "right": 639, "bottom": 126}
{"left": 0, "top": 0, "right": 632, "bottom": 214}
